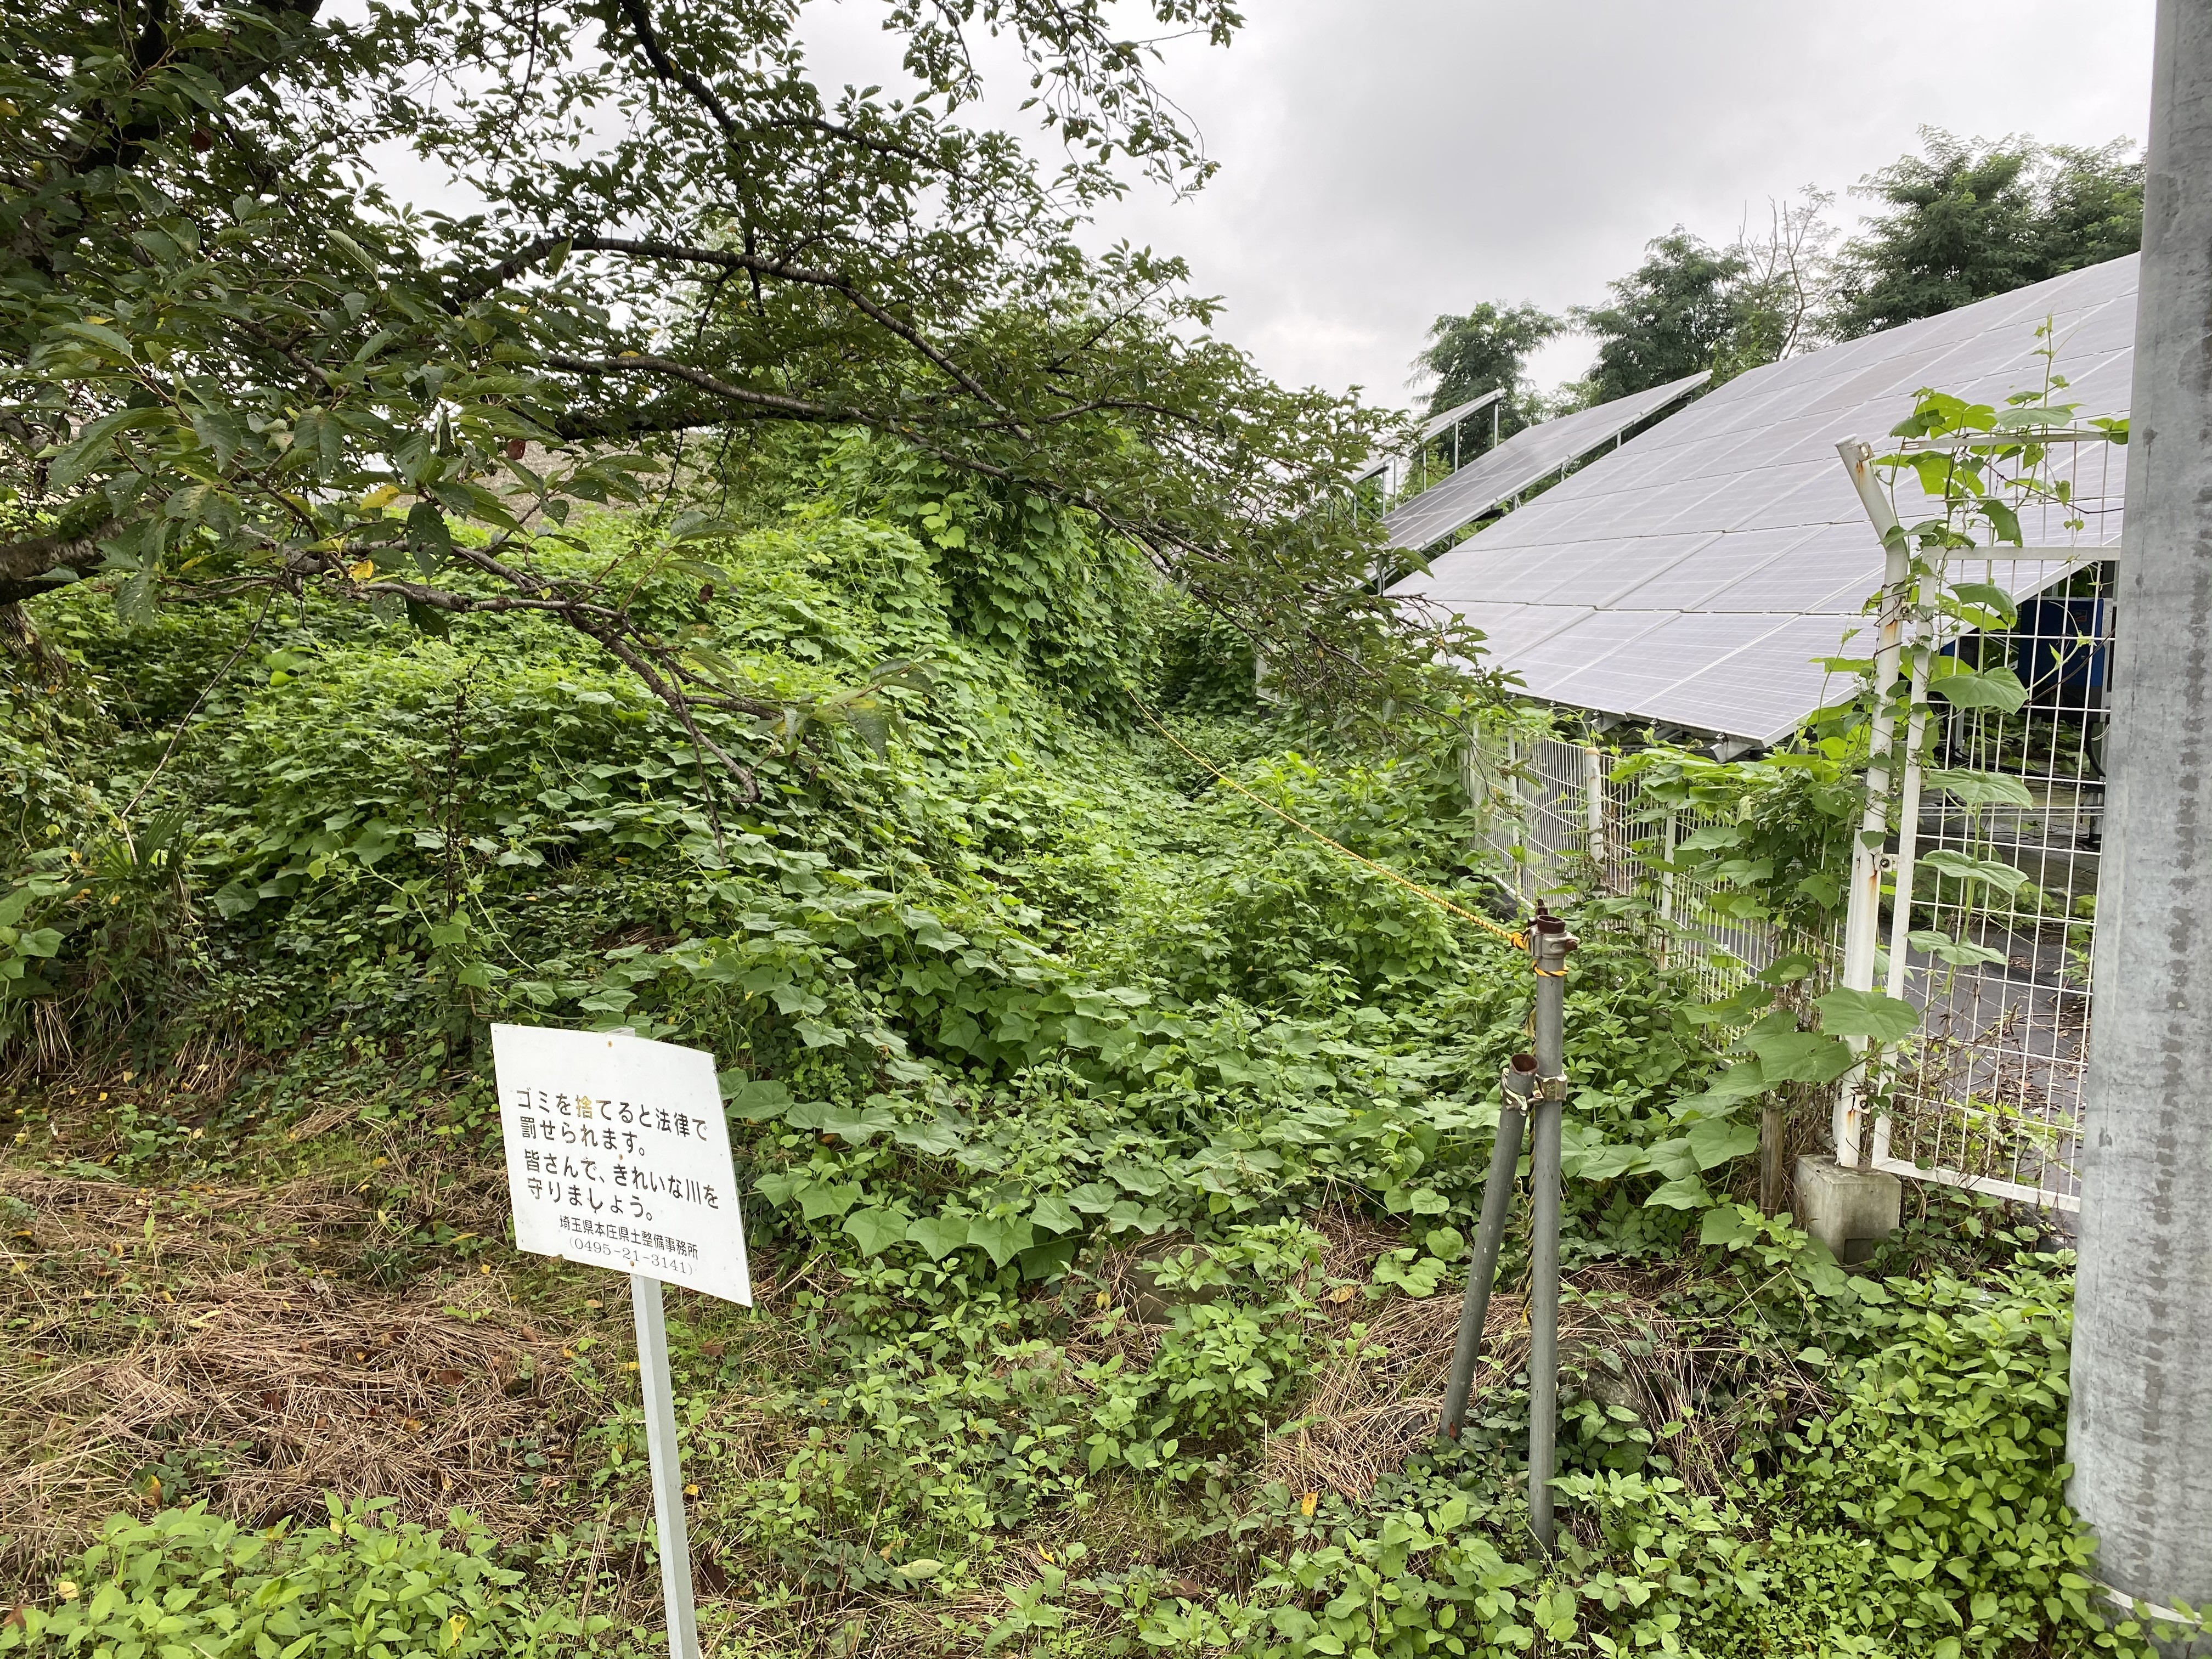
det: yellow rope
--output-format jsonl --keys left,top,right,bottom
{"left": 1135, "top": 703, "right": 1523, "bottom": 949}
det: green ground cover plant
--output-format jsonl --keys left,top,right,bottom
{"left": 0, "top": 448, "right": 2171, "bottom": 1656}
{"left": 2, "top": 1501, "right": 598, "bottom": 1659}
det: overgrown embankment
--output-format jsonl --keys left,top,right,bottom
{"left": 0, "top": 469, "right": 2138, "bottom": 1657}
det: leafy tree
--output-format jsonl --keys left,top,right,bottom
{"left": 2033, "top": 140, "right": 2147, "bottom": 272}
{"left": 0, "top": 0, "right": 1467, "bottom": 775}
{"left": 1410, "top": 301, "right": 1561, "bottom": 448}
{"left": 1572, "top": 230, "right": 1748, "bottom": 404}
{"left": 1827, "top": 130, "right": 2142, "bottom": 338}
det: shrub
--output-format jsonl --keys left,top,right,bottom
{"left": 1, "top": 1500, "right": 598, "bottom": 1659}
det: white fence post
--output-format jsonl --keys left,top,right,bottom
{"left": 1870, "top": 610, "right": 1933, "bottom": 1174}
{"left": 1584, "top": 745, "right": 1608, "bottom": 875}
{"left": 1831, "top": 438, "right": 1912, "bottom": 1167}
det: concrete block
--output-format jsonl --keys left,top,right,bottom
{"left": 1793, "top": 1155, "right": 1901, "bottom": 1265}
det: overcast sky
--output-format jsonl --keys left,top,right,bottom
{"left": 804, "top": 0, "right": 2156, "bottom": 410}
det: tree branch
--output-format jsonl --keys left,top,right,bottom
{"left": 543, "top": 352, "right": 851, "bottom": 423}
{"left": 356, "top": 543, "right": 769, "bottom": 798}
{"left": 71, "top": 0, "right": 327, "bottom": 173}
{"left": 0, "top": 495, "right": 119, "bottom": 594}
{"left": 612, "top": 0, "right": 939, "bottom": 170}
{"left": 460, "top": 234, "right": 1014, "bottom": 420}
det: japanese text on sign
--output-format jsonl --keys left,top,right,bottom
{"left": 491, "top": 1024, "right": 752, "bottom": 1306}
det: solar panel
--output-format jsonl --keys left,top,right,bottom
{"left": 1644, "top": 614, "right": 1859, "bottom": 744}
{"left": 1350, "top": 390, "right": 1510, "bottom": 486}
{"left": 1382, "top": 373, "right": 1709, "bottom": 554}
{"left": 1391, "top": 255, "right": 2136, "bottom": 744}
{"left": 1419, "top": 388, "right": 1505, "bottom": 443}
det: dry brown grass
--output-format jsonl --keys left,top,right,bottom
{"left": 0, "top": 1165, "right": 591, "bottom": 1575}
{"left": 1265, "top": 1214, "right": 1828, "bottom": 1503}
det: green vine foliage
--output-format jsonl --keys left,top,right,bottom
{"left": 1599, "top": 346, "right": 2119, "bottom": 1107}
{"left": 1, "top": 1500, "right": 600, "bottom": 1659}
{"left": 1610, "top": 746, "right": 1860, "bottom": 938}
{"left": 0, "top": 437, "right": 2174, "bottom": 1654}
{"left": 815, "top": 436, "right": 1166, "bottom": 722}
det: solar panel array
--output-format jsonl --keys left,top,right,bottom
{"left": 1351, "top": 390, "right": 1508, "bottom": 485}
{"left": 1382, "top": 373, "right": 1709, "bottom": 554}
{"left": 1419, "top": 387, "right": 1504, "bottom": 442}
{"left": 1390, "top": 256, "right": 2136, "bottom": 745}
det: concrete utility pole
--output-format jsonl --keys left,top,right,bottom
{"left": 2067, "top": 0, "right": 2212, "bottom": 1624}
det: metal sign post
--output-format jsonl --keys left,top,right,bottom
{"left": 1526, "top": 912, "right": 1577, "bottom": 1556}
{"left": 632, "top": 1274, "right": 699, "bottom": 1659}
{"left": 490, "top": 1024, "right": 751, "bottom": 1659}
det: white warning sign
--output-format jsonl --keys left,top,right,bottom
{"left": 490, "top": 1024, "right": 752, "bottom": 1306}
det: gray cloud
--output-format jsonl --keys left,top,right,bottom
{"left": 1035, "top": 1, "right": 2155, "bottom": 405}
{"left": 374, "top": 1, "right": 2156, "bottom": 411}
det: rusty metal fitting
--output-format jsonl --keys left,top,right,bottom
{"left": 1527, "top": 908, "right": 1581, "bottom": 971}
{"left": 1536, "top": 1075, "right": 1570, "bottom": 1102}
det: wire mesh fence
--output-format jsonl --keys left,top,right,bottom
{"left": 1467, "top": 691, "right": 2101, "bottom": 1214}
{"left": 1466, "top": 730, "right": 1839, "bottom": 1006}
{"left": 1454, "top": 422, "right": 2118, "bottom": 1217}
{"left": 1867, "top": 556, "right": 2114, "bottom": 1212}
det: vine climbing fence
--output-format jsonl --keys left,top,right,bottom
{"left": 1865, "top": 557, "right": 2112, "bottom": 1214}
{"left": 1465, "top": 578, "right": 2111, "bottom": 1219}
{"left": 1458, "top": 414, "right": 2124, "bottom": 1218}
{"left": 1464, "top": 730, "right": 1841, "bottom": 1008}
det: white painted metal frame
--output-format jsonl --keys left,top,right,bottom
{"left": 1831, "top": 441, "right": 1912, "bottom": 1166}
{"left": 1834, "top": 431, "right": 2125, "bottom": 1212}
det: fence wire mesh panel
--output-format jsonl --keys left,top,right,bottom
{"left": 1466, "top": 729, "right": 1836, "bottom": 1005}
{"left": 1872, "top": 555, "right": 2113, "bottom": 1212}
{"left": 1456, "top": 433, "right": 2117, "bottom": 1215}
{"left": 1465, "top": 733, "right": 1596, "bottom": 900}
{"left": 1466, "top": 675, "right": 2097, "bottom": 1216}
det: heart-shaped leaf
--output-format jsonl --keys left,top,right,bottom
{"left": 1814, "top": 988, "right": 1920, "bottom": 1043}
{"left": 1686, "top": 1115, "right": 1760, "bottom": 1170}
{"left": 795, "top": 1181, "right": 862, "bottom": 1221}
{"left": 905, "top": 1215, "right": 968, "bottom": 1261}
{"left": 1569, "top": 1141, "right": 1649, "bottom": 1181}
{"left": 965, "top": 1215, "right": 1036, "bottom": 1269}
{"left": 1738, "top": 1030, "right": 1854, "bottom": 1085}
{"left": 722, "top": 1079, "right": 792, "bottom": 1121}
{"left": 843, "top": 1207, "right": 909, "bottom": 1256}
{"left": 890, "top": 1117, "right": 966, "bottom": 1156}
{"left": 1028, "top": 1192, "right": 1080, "bottom": 1236}
{"left": 817, "top": 1102, "right": 897, "bottom": 1143}
{"left": 1642, "top": 1174, "right": 1712, "bottom": 1211}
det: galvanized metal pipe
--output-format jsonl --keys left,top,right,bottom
{"left": 1438, "top": 1054, "right": 1536, "bottom": 1441}
{"left": 1527, "top": 912, "right": 1577, "bottom": 1555}
{"left": 1526, "top": 1090, "right": 1562, "bottom": 1554}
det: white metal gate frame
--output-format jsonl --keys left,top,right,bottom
{"left": 1464, "top": 430, "right": 2121, "bottom": 1216}
{"left": 1832, "top": 432, "right": 2124, "bottom": 1214}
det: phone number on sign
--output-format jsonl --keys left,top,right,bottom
{"left": 560, "top": 1232, "right": 698, "bottom": 1280}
